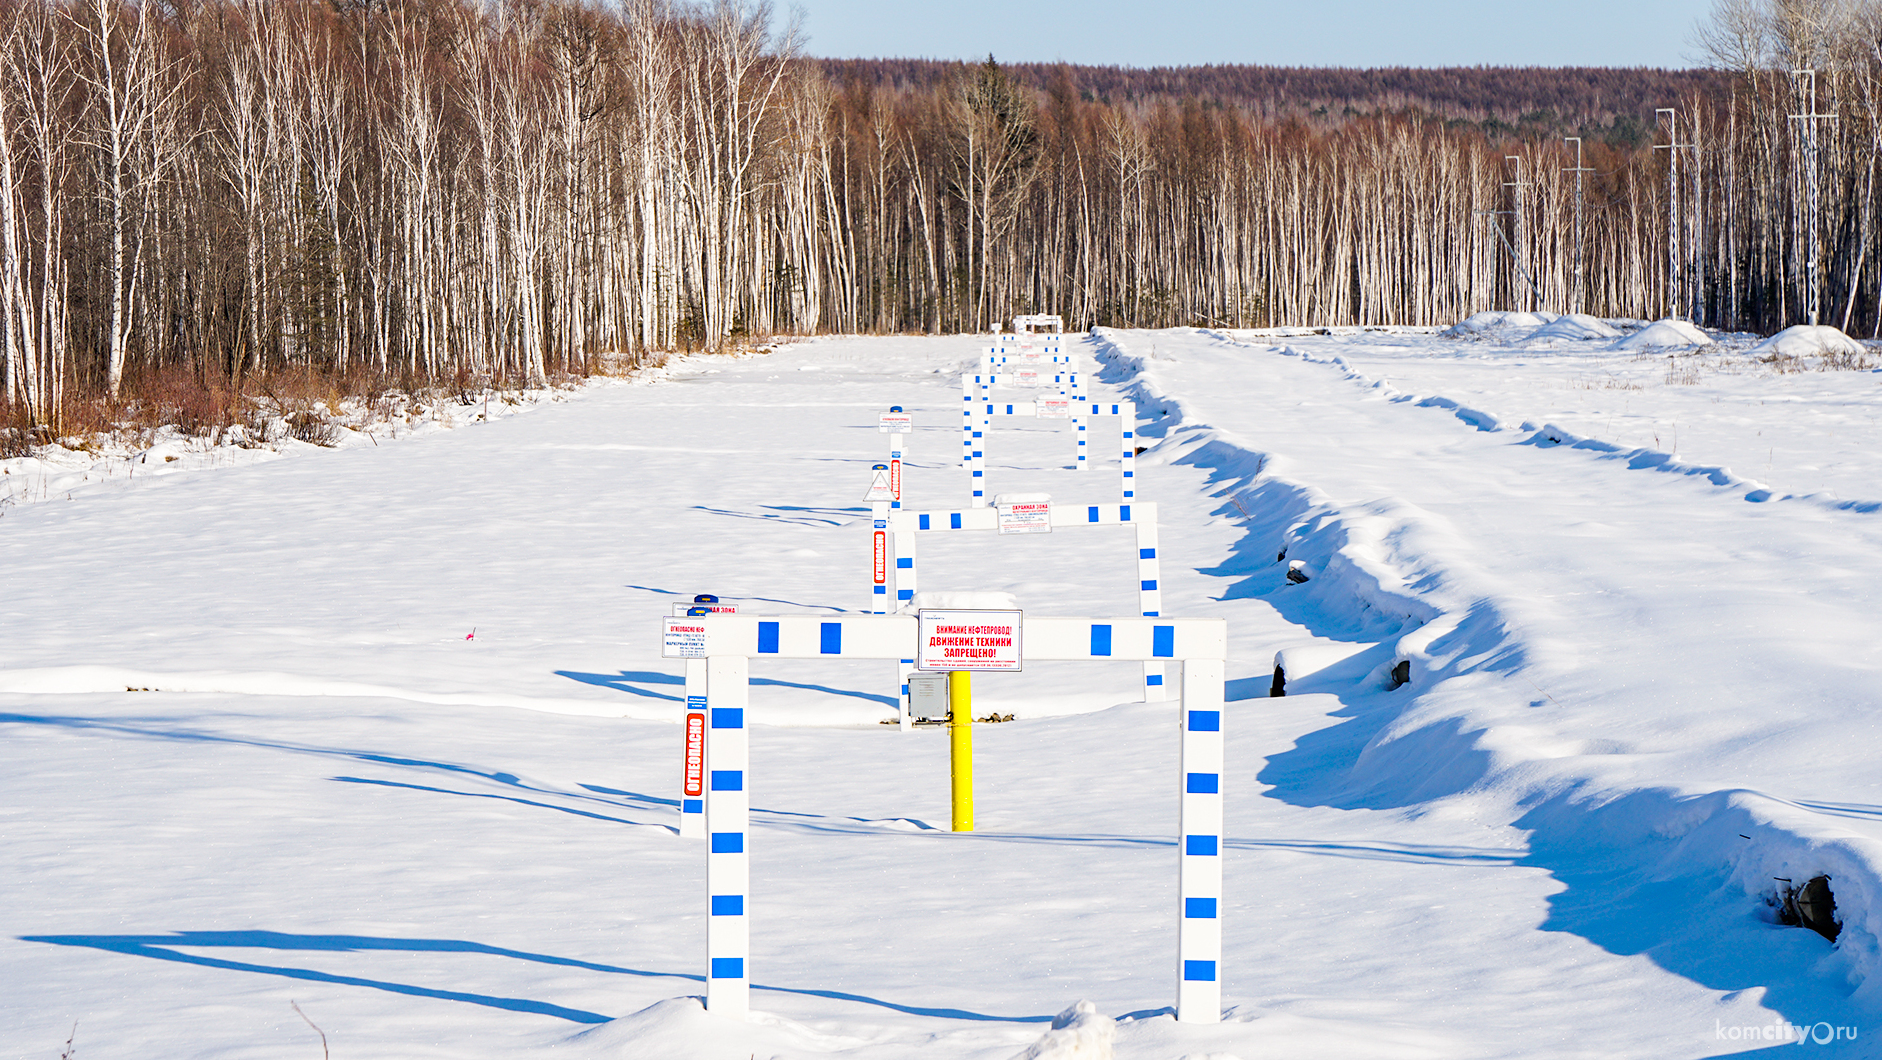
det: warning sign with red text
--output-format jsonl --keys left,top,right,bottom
{"left": 682, "top": 711, "right": 706, "bottom": 797}
{"left": 917, "top": 609, "right": 1023, "bottom": 671}
{"left": 662, "top": 618, "right": 709, "bottom": 658}
{"left": 997, "top": 500, "right": 1052, "bottom": 535}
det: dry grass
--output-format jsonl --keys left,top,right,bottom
{"left": 1, "top": 361, "right": 589, "bottom": 458}
{"left": 1572, "top": 373, "right": 1644, "bottom": 391}
{"left": 1759, "top": 349, "right": 1880, "bottom": 373}
{"left": 0, "top": 395, "right": 31, "bottom": 458}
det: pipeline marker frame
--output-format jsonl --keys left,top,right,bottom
{"left": 886, "top": 502, "right": 1166, "bottom": 706}
{"left": 962, "top": 383, "right": 1136, "bottom": 505}
{"left": 659, "top": 612, "right": 1228, "bottom": 1025}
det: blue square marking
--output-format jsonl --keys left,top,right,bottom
{"left": 1187, "top": 772, "right": 1219, "bottom": 794}
{"left": 1088, "top": 506, "right": 1100, "bottom": 523}
{"left": 757, "top": 621, "right": 780, "bottom": 654}
{"left": 1142, "top": 579, "right": 1159, "bottom": 592}
{"left": 1183, "top": 960, "right": 1217, "bottom": 982}
{"left": 710, "top": 957, "right": 745, "bottom": 979}
{"left": 1188, "top": 710, "right": 1220, "bottom": 732}
{"left": 1140, "top": 547, "right": 1157, "bottom": 559}
{"left": 1185, "top": 834, "right": 1219, "bottom": 856}
{"left": 682, "top": 798, "right": 703, "bottom": 814}
{"left": 711, "top": 770, "right": 744, "bottom": 791}
{"left": 1146, "top": 674, "right": 1163, "bottom": 686}
{"left": 710, "top": 708, "right": 743, "bottom": 730}
{"left": 711, "top": 894, "right": 744, "bottom": 916}
{"left": 1152, "top": 625, "right": 1175, "bottom": 657}
{"left": 950, "top": 513, "right": 963, "bottom": 529}
{"left": 1121, "top": 505, "right": 1131, "bottom": 521}
{"left": 897, "top": 557, "right": 913, "bottom": 568}
{"left": 919, "top": 514, "right": 932, "bottom": 530}
{"left": 1089, "top": 625, "right": 1113, "bottom": 657}
{"left": 898, "top": 589, "right": 913, "bottom": 600}
{"left": 1185, "top": 897, "right": 1218, "bottom": 919}
{"left": 820, "top": 622, "right": 842, "bottom": 655}
{"left": 710, "top": 832, "right": 744, "bottom": 854}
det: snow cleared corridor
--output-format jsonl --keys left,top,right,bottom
{"left": 3, "top": 329, "right": 1876, "bottom": 1058}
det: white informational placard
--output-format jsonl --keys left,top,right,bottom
{"left": 996, "top": 500, "right": 1052, "bottom": 534}
{"left": 878, "top": 411, "right": 913, "bottom": 433}
{"left": 662, "top": 617, "right": 708, "bottom": 657}
{"left": 917, "top": 609, "right": 1023, "bottom": 671}
{"left": 1014, "top": 369, "right": 1042, "bottom": 388}
{"left": 1018, "top": 349, "right": 1045, "bottom": 365}
{"left": 1037, "top": 396, "right": 1071, "bottom": 419}
{"left": 672, "top": 603, "right": 739, "bottom": 616}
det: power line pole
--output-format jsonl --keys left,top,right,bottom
{"left": 1503, "top": 155, "right": 1531, "bottom": 311}
{"left": 1653, "top": 109, "right": 1692, "bottom": 320}
{"left": 1790, "top": 69, "right": 1837, "bottom": 327}
{"left": 1563, "top": 136, "right": 1594, "bottom": 316}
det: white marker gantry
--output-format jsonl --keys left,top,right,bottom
{"left": 962, "top": 387, "right": 1139, "bottom": 505}
{"left": 886, "top": 500, "right": 1167, "bottom": 702}
{"left": 1010, "top": 313, "right": 1065, "bottom": 334}
{"left": 658, "top": 612, "right": 1230, "bottom": 1025}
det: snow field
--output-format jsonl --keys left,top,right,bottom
{"left": 2, "top": 330, "right": 1877, "bottom": 1058}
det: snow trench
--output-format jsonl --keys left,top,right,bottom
{"left": 1089, "top": 327, "right": 1882, "bottom": 1007}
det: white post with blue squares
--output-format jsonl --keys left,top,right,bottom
{"left": 660, "top": 612, "right": 1227, "bottom": 1023}
{"left": 705, "top": 654, "right": 751, "bottom": 1019}
{"left": 1178, "top": 655, "right": 1226, "bottom": 1021}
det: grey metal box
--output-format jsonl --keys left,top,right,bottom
{"left": 907, "top": 672, "right": 951, "bottom": 722}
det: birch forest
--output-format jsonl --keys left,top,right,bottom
{"left": 0, "top": 0, "right": 1875, "bottom": 434}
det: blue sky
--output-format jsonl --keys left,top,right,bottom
{"left": 786, "top": 0, "right": 1721, "bottom": 69}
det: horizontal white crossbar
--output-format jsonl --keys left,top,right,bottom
{"left": 664, "top": 614, "right": 1225, "bottom": 661}
{"left": 890, "top": 502, "right": 1153, "bottom": 533}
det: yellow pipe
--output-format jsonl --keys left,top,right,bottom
{"left": 949, "top": 670, "right": 973, "bottom": 832}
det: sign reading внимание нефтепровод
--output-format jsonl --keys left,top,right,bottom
{"left": 917, "top": 609, "right": 1022, "bottom": 671}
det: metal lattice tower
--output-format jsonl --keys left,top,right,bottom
{"left": 1503, "top": 155, "right": 1531, "bottom": 311}
{"left": 1563, "top": 137, "right": 1595, "bottom": 315}
{"left": 1790, "top": 70, "right": 1838, "bottom": 327}
{"left": 1653, "top": 110, "right": 1694, "bottom": 320}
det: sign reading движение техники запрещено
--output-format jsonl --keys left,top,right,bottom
{"left": 916, "top": 609, "right": 1021, "bottom": 670}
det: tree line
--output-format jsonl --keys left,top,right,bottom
{"left": 0, "top": 0, "right": 1872, "bottom": 434}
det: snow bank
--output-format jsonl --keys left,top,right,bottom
{"left": 0, "top": 380, "right": 592, "bottom": 513}
{"left": 1095, "top": 325, "right": 1882, "bottom": 1003}
{"left": 1013, "top": 1000, "right": 1115, "bottom": 1060}
{"left": 1440, "top": 310, "right": 1558, "bottom": 339}
{"left": 1521, "top": 313, "right": 1623, "bottom": 344}
{"left": 1611, "top": 318, "right": 1711, "bottom": 349}
{"left": 1747, "top": 324, "right": 1865, "bottom": 357}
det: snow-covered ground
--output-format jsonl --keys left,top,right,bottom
{"left": 3, "top": 326, "right": 1878, "bottom": 1058}
{"left": 0, "top": 376, "right": 606, "bottom": 516}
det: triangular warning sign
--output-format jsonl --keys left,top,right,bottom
{"left": 863, "top": 464, "right": 895, "bottom": 502}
